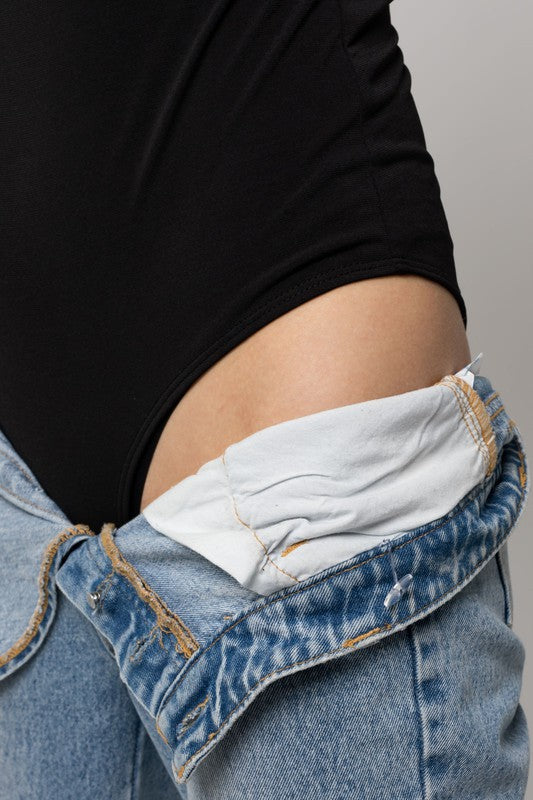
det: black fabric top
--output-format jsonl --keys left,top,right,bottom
{"left": 0, "top": 0, "right": 467, "bottom": 532}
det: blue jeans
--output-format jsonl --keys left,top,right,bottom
{"left": 0, "top": 370, "right": 530, "bottom": 799}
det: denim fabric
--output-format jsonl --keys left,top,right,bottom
{"left": 0, "top": 372, "right": 530, "bottom": 799}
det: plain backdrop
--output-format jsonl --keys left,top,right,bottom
{"left": 391, "top": 0, "right": 532, "bottom": 792}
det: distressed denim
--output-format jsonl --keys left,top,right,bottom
{"left": 0, "top": 368, "right": 530, "bottom": 799}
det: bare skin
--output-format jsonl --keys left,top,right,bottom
{"left": 140, "top": 274, "right": 471, "bottom": 511}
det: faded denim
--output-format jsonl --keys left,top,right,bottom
{"left": 0, "top": 370, "right": 530, "bottom": 799}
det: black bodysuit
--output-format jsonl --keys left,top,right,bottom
{"left": 0, "top": 0, "right": 467, "bottom": 532}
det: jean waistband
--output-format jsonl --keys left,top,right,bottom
{"left": 142, "top": 353, "right": 505, "bottom": 595}
{"left": 0, "top": 360, "right": 529, "bottom": 783}
{"left": 53, "top": 362, "right": 528, "bottom": 782}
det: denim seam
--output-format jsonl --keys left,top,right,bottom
{"left": 436, "top": 378, "right": 490, "bottom": 473}
{"left": 408, "top": 624, "right": 430, "bottom": 800}
{"left": 0, "top": 481, "right": 66, "bottom": 523}
{"left": 455, "top": 376, "right": 499, "bottom": 475}
{"left": 177, "top": 696, "right": 210, "bottom": 739}
{"left": 162, "top": 487, "right": 487, "bottom": 718}
{"left": 438, "top": 380, "right": 487, "bottom": 459}
{"left": 494, "top": 546, "right": 513, "bottom": 627}
{"left": 79, "top": 547, "right": 186, "bottom": 666}
{"left": 159, "top": 443, "right": 509, "bottom": 723}
{"left": 490, "top": 405, "right": 506, "bottom": 422}
{"left": 129, "top": 624, "right": 161, "bottom": 664}
{"left": 484, "top": 391, "right": 500, "bottom": 406}
{"left": 130, "top": 714, "right": 144, "bottom": 800}
{"left": 173, "top": 424, "right": 527, "bottom": 780}
{"left": 457, "top": 382, "right": 491, "bottom": 461}
{"left": 99, "top": 523, "right": 199, "bottom": 660}
{"left": 0, "top": 446, "right": 40, "bottom": 488}
{"left": 341, "top": 625, "right": 392, "bottom": 649}
{"left": 174, "top": 520, "right": 526, "bottom": 781}
{"left": 0, "top": 524, "right": 95, "bottom": 669}
{"left": 156, "top": 717, "right": 170, "bottom": 746}
{"left": 440, "top": 375, "right": 498, "bottom": 477}
{"left": 221, "top": 451, "right": 300, "bottom": 584}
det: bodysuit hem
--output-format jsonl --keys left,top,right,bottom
{"left": 118, "top": 255, "right": 468, "bottom": 527}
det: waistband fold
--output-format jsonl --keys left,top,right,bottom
{"left": 142, "top": 354, "right": 498, "bottom": 595}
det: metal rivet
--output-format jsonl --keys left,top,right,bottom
{"left": 87, "top": 590, "right": 101, "bottom": 610}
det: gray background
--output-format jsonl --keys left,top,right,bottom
{"left": 391, "top": 0, "right": 532, "bottom": 791}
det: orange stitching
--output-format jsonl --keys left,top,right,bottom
{"left": 175, "top": 476, "right": 527, "bottom": 782}
{"left": 437, "top": 376, "right": 497, "bottom": 476}
{"left": 444, "top": 378, "right": 485, "bottom": 450}
{"left": 490, "top": 405, "right": 505, "bottom": 422}
{"left": 484, "top": 391, "right": 500, "bottom": 406}
{"left": 281, "top": 540, "right": 309, "bottom": 557}
{"left": 342, "top": 626, "right": 390, "bottom": 648}
{"left": 456, "top": 376, "right": 498, "bottom": 476}
{"left": 161, "top": 431, "right": 524, "bottom": 741}
{"left": 454, "top": 382, "right": 489, "bottom": 455}
{"left": 437, "top": 379, "right": 484, "bottom": 454}
{"left": 436, "top": 378, "right": 486, "bottom": 458}
{"left": 156, "top": 717, "right": 169, "bottom": 745}
{"left": 0, "top": 524, "right": 95, "bottom": 669}
{"left": 221, "top": 453, "right": 299, "bottom": 585}
{"left": 159, "top": 442, "right": 511, "bottom": 718}
{"left": 100, "top": 523, "right": 199, "bottom": 659}
{"left": 169, "top": 485, "right": 480, "bottom": 687}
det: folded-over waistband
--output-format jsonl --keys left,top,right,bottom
{"left": 143, "top": 353, "right": 494, "bottom": 595}
{"left": 1, "top": 357, "right": 528, "bottom": 784}
{"left": 55, "top": 363, "right": 528, "bottom": 783}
